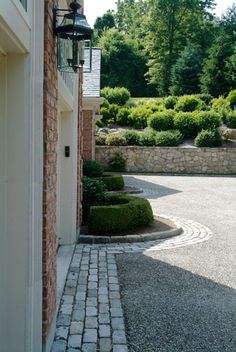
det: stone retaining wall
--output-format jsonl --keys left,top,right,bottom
{"left": 96, "top": 146, "right": 236, "bottom": 174}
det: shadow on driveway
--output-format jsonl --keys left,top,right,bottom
{"left": 124, "top": 175, "right": 182, "bottom": 200}
{"left": 117, "top": 252, "right": 236, "bottom": 352}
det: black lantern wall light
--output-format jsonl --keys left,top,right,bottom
{"left": 53, "top": 0, "right": 93, "bottom": 73}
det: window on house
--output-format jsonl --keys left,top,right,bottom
{"left": 19, "top": 0, "right": 27, "bottom": 11}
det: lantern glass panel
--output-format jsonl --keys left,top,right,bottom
{"left": 57, "top": 34, "right": 78, "bottom": 73}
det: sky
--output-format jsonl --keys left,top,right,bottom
{"left": 85, "top": 0, "right": 236, "bottom": 26}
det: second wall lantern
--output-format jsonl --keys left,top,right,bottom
{"left": 53, "top": 0, "right": 93, "bottom": 73}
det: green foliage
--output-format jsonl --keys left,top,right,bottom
{"left": 195, "top": 129, "right": 223, "bottom": 147}
{"left": 146, "top": 0, "right": 215, "bottom": 95}
{"left": 105, "top": 134, "right": 127, "bottom": 146}
{"left": 128, "top": 106, "right": 150, "bottom": 129}
{"left": 212, "top": 97, "right": 229, "bottom": 111}
{"left": 175, "top": 95, "right": 203, "bottom": 112}
{"left": 96, "top": 175, "right": 125, "bottom": 191}
{"left": 195, "top": 111, "right": 222, "bottom": 130}
{"left": 101, "top": 104, "right": 119, "bottom": 124}
{"left": 174, "top": 112, "right": 198, "bottom": 138}
{"left": 96, "top": 119, "right": 104, "bottom": 128}
{"left": 116, "top": 108, "right": 131, "bottom": 126}
{"left": 170, "top": 45, "right": 203, "bottom": 95}
{"left": 94, "top": 11, "right": 116, "bottom": 37}
{"left": 139, "top": 130, "right": 157, "bottom": 146}
{"left": 99, "top": 28, "right": 149, "bottom": 96}
{"left": 121, "top": 130, "right": 141, "bottom": 145}
{"left": 155, "top": 130, "right": 183, "bottom": 146}
{"left": 108, "top": 153, "right": 127, "bottom": 172}
{"left": 96, "top": 134, "right": 107, "bottom": 145}
{"left": 200, "top": 31, "right": 235, "bottom": 96}
{"left": 82, "top": 176, "right": 108, "bottom": 221}
{"left": 198, "top": 94, "right": 213, "bottom": 105}
{"left": 101, "top": 87, "right": 131, "bottom": 106}
{"left": 148, "top": 111, "right": 174, "bottom": 131}
{"left": 83, "top": 160, "right": 103, "bottom": 177}
{"left": 226, "top": 90, "right": 236, "bottom": 109}
{"left": 225, "top": 110, "right": 236, "bottom": 128}
{"left": 164, "top": 96, "right": 178, "bottom": 109}
{"left": 88, "top": 193, "right": 154, "bottom": 235}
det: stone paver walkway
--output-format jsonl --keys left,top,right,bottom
{"left": 51, "top": 214, "right": 212, "bottom": 352}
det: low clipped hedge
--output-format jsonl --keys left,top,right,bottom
{"left": 96, "top": 175, "right": 125, "bottom": 191}
{"left": 149, "top": 111, "right": 174, "bottom": 131}
{"left": 88, "top": 193, "right": 154, "bottom": 235}
{"left": 195, "top": 129, "right": 223, "bottom": 147}
{"left": 83, "top": 159, "right": 103, "bottom": 177}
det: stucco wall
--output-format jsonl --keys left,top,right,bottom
{"left": 96, "top": 146, "right": 236, "bottom": 175}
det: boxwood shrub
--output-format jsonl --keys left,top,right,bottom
{"left": 174, "top": 112, "right": 198, "bottom": 138}
{"left": 195, "top": 111, "right": 221, "bottom": 131}
{"left": 121, "top": 130, "right": 141, "bottom": 145}
{"left": 139, "top": 131, "right": 157, "bottom": 146}
{"left": 175, "top": 95, "right": 203, "bottom": 112}
{"left": 101, "top": 87, "right": 131, "bottom": 106}
{"left": 149, "top": 111, "right": 175, "bottom": 131}
{"left": 128, "top": 106, "right": 150, "bottom": 129}
{"left": 194, "top": 129, "right": 223, "bottom": 147}
{"left": 96, "top": 175, "right": 125, "bottom": 191}
{"left": 226, "top": 89, "right": 236, "bottom": 109}
{"left": 226, "top": 111, "right": 236, "bottom": 129}
{"left": 96, "top": 134, "right": 107, "bottom": 145}
{"left": 164, "top": 96, "right": 178, "bottom": 109}
{"left": 108, "top": 153, "right": 127, "bottom": 172}
{"left": 83, "top": 159, "right": 103, "bottom": 177}
{"left": 105, "top": 134, "right": 127, "bottom": 146}
{"left": 82, "top": 176, "right": 108, "bottom": 221}
{"left": 101, "top": 104, "right": 119, "bottom": 125}
{"left": 88, "top": 193, "right": 154, "bottom": 235}
{"left": 155, "top": 130, "right": 183, "bottom": 146}
{"left": 116, "top": 108, "right": 130, "bottom": 126}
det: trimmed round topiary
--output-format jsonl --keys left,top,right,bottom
{"left": 116, "top": 108, "right": 131, "bottom": 126}
{"left": 101, "top": 104, "right": 120, "bottom": 125}
{"left": 105, "top": 134, "right": 127, "bottom": 146}
{"left": 175, "top": 95, "right": 203, "bottom": 112}
{"left": 101, "top": 87, "right": 131, "bottom": 106}
{"left": 88, "top": 193, "right": 154, "bottom": 235}
{"left": 195, "top": 111, "right": 222, "bottom": 131}
{"left": 96, "top": 175, "right": 125, "bottom": 191}
{"left": 121, "top": 130, "right": 141, "bottom": 145}
{"left": 83, "top": 159, "right": 104, "bottom": 177}
{"left": 195, "top": 129, "right": 223, "bottom": 147}
{"left": 164, "top": 96, "right": 178, "bottom": 109}
{"left": 226, "top": 111, "right": 236, "bottom": 129}
{"left": 226, "top": 90, "right": 236, "bottom": 109}
{"left": 82, "top": 176, "right": 108, "bottom": 221}
{"left": 155, "top": 130, "right": 183, "bottom": 146}
{"left": 96, "top": 134, "right": 107, "bottom": 145}
{"left": 108, "top": 153, "right": 127, "bottom": 172}
{"left": 139, "top": 131, "right": 157, "bottom": 146}
{"left": 149, "top": 111, "right": 175, "bottom": 131}
{"left": 128, "top": 106, "right": 150, "bottom": 129}
{"left": 174, "top": 112, "right": 198, "bottom": 138}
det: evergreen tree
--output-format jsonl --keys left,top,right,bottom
{"left": 98, "top": 28, "right": 149, "bottom": 96}
{"left": 170, "top": 45, "right": 203, "bottom": 95}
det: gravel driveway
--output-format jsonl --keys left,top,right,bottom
{"left": 116, "top": 175, "right": 236, "bottom": 352}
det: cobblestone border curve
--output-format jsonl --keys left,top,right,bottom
{"left": 51, "top": 216, "right": 212, "bottom": 352}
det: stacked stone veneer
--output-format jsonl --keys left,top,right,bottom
{"left": 96, "top": 146, "right": 236, "bottom": 174}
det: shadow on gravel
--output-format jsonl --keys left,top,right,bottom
{"left": 117, "top": 253, "right": 236, "bottom": 352}
{"left": 124, "top": 175, "right": 181, "bottom": 200}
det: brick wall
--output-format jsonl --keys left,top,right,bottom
{"left": 77, "top": 68, "right": 84, "bottom": 228}
{"left": 43, "top": 0, "right": 58, "bottom": 343}
{"left": 82, "top": 110, "right": 95, "bottom": 160}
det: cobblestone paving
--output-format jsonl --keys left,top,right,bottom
{"left": 51, "top": 215, "right": 211, "bottom": 351}
{"left": 52, "top": 246, "right": 128, "bottom": 352}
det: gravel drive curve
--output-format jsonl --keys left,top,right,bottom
{"left": 117, "top": 175, "right": 236, "bottom": 352}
